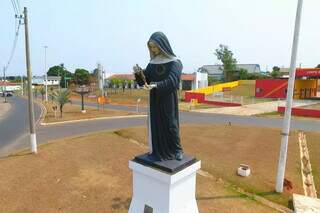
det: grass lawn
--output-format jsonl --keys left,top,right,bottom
{"left": 43, "top": 102, "right": 140, "bottom": 123}
{"left": 0, "top": 126, "right": 279, "bottom": 212}
{"left": 116, "top": 124, "right": 320, "bottom": 208}
{"left": 71, "top": 89, "right": 219, "bottom": 111}
{"left": 256, "top": 110, "right": 320, "bottom": 121}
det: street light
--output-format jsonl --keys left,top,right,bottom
{"left": 44, "top": 45, "right": 48, "bottom": 102}
{"left": 3, "top": 66, "right": 7, "bottom": 103}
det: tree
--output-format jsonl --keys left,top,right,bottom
{"left": 52, "top": 89, "right": 71, "bottom": 118}
{"left": 39, "top": 87, "right": 45, "bottom": 101}
{"left": 316, "top": 64, "right": 320, "bottom": 68}
{"left": 74, "top": 69, "right": 90, "bottom": 85}
{"left": 272, "top": 66, "right": 280, "bottom": 72}
{"left": 271, "top": 66, "right": 281, "bottom": 78}
{"left": 208, "top": 76, "right": 219, "bottom": 85}
{"left": 47, "top": 64, "right": 73, "bottom": 88}
{"left": 215, "top": 44, "right": 237, "bottom": 82}
{"left": 238, "top": 68, "right": 249, "bottom": 80}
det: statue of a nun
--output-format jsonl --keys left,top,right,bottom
{"left": 134, "top": 32, "right": 183, "bottom": 161}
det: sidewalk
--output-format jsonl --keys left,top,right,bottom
{"left": 193, "top": 100, "right": 320, "bottom": 116}
{"left": 0, "top": 98, "right": 11, "bottom": 119}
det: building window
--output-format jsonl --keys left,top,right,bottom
{"left": 256, "top": 88, "right": 263, "bottom": 93}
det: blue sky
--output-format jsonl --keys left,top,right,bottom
{"left": 1, "top": 0, "right": 320, "bottom": 76}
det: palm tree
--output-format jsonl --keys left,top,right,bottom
{"left": 39, "top": 86, "right": 46, "bottom": 101}
{"left": 52, "top": 89, "right": 71, "bottom": 118}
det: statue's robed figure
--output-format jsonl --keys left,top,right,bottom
{"left": 135, "top": 32, "right": 183, "bottom": 161}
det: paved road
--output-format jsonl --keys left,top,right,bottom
{"left": 1, "top": 97, "right": 320, "bottom": 157}
{"left": 0, "top": 96, "right": 41, "bottom": 156}
{"left": 73, "top": 100, "right": 320, "bottom": 131}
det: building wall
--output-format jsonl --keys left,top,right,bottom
{"left": 194, "top": 72, "right": 208, "bottom": 89}
{"left": 294, "top": 79, "right": 318, "bottom": 99}
{"left": 255, "top": 79, "right": 288, "bottom": 98}
{"left": 255, "top": 79, "right": 318, "bottom": 99}
{"left": 0, "top": 85, "right": 21, "bottom": 91}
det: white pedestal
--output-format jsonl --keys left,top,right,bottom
{"left": 128, "top": 160, "right": 201, "bottom": 213}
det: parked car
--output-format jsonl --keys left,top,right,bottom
{"left": 2, "top": 91, "right": 13, "bottom": 97}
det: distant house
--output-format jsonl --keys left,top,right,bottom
{"left": 32, "top": 76, "right": 61, "bottom": 86}
{"left": 107, "top": 72, "right": 208, "bottom": 91}
{"left": 0, "top": 81, "right": 21, "bottom": 92}
{"left": 199, "top": 64, "right": 261, "bottom": 80}
{"left": 181, "top": 72, "right": 208, "bottom": 90}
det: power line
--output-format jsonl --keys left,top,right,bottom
{"left": 5, "top": 0, "right": 23, "bottom": 72}
{"left": 10, "top": 0, "right": 18, "bottom": 15}
{"left": 5, "top": 20, "right": 22, "bottom": 71}
{"left": 15, "top": 0, "right": 21, "bottom": 14}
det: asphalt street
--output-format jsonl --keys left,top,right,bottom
{"left": 1, "top": 96, "right": 320, "bottom": 157}
{"left": 0, "top": 96, "right": 41, "bottom": 156}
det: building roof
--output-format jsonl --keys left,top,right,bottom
{"left": 200, "top": 64, "right": 261, "bottom": 74}
{"left": 0, "top": 81, "right": 20, "bottom": 86}
{"left": 33, "top": 76, "right": 61, "bottom": 80}
{"left": 108, "top": 74, "right": 135, "bottom": 80}
{"left": 181, "top": 74, "right": 195, "bottom": 81}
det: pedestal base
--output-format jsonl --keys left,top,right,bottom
{"left": 128, "top": 157, "right": 201, "bottom": 213}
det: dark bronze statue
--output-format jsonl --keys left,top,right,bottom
{"left": 134, "top": 32, "right": 183, "bottom": 161}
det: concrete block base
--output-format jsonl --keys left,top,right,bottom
{"left": 128, "top": 159, "right": 201, "bottom": 213}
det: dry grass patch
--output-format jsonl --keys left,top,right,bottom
{"left": 0, "top": 128, "right": 280, "bottom": 212}
{"left": 71, "top": 89, "right": 186, "bottom": 107}
{"left": 117, "top": 124, "right": 320, "bottom": 208}
{"left": 43, "top": 102, "right": 138, "bottom": 123}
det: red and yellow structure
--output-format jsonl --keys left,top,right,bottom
{"left": 185, "top": 81, "right": 242, "bottom": 107}
{"left": 255, "top": 68, "right": 320, "bottom": 100}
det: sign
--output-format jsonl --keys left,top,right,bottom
{"left": 98, "top": 96, "right": 107, "bottom": 104}
{"left": 296, "top": 68, "right": 320, "bottom": 77}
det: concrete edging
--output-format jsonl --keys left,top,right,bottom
{"left": 41, "top": 114, "right": 147, "bottom": 126}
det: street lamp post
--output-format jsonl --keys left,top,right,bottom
{"left": 3, "top": 66, "right": 7, "bottom": 103}
{"left": 44, "top": 45, "right": 48, "bottom": 102}
{"left": 275, "top": 0, "right": 303, "bottom": 193}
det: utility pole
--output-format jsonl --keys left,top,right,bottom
{"left": 21, "top": 75, "right": 24, "bottom": 96}
{"left": 3, "top": 67, "right": 7, "bottom": 103}
{"left": 102, "top": 66, "right": 106, "bottom": 96}
{"left": 98, "top": 63, "right": 103, "bottom": 95}
{"left": 276, "top": 0, "right": 303, "bottom": 193}
{"left": 23, "top": 7, "right": 37, "bottom": 154}
{"left": 44, "top": 45, "right": 48, "bottom": 101}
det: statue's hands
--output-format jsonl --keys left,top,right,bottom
{"left": 133, "top": 64, "right": 142, "bottom": 74}
{"left": 143, "top": 82, "right": 157, "bottom": 90}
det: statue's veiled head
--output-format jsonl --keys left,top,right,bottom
{"left": 148, "top": 32, "right": 176, "bottom": 60}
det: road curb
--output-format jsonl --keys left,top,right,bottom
{"left": 35, "top": 100, "right": 47, "bottom": 127}
{"left": 41, "top": 114, "right": 147, "bottom": 126}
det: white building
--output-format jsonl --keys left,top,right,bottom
{"left": 32, "top": 76, "right": 61, "bottom": 86}
{"left": 0, "top": 81, "right": 22, "bottom": 92}
{"left": 180, "top": 72, "right": 208, "bottom": 90}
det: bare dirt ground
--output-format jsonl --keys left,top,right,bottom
{"left": 0, "top": 125, "right": 287, "bottom": 212}
{"left": 298, "top": 103, "right": 320, "bottom": 110}
{"left": 43, "top": 102, "right": 139, "bottom": 123}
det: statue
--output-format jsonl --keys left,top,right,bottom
{"left": 133, "top": 32, "right": 183, "bottom": 161}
